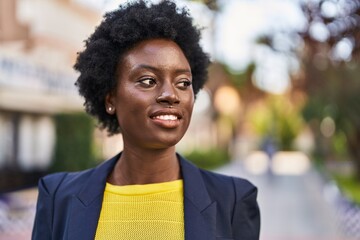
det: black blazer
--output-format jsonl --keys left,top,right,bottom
{"left": 32, "top": 153, "right": 260, "bottom": 240}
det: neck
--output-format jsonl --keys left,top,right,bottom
{"left": 108, "top": 145, "right": 181, "bottom": 186}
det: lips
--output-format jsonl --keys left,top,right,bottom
{"left": 150, "top": 109, "right": 182, "bottom": 119}
{"left": 153, "top": 115, "right": 178, "bottom": 120}
{"left": 149, "top": 109, "right": 182, "bottom": 128}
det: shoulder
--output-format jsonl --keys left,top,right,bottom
{"left": 178, "top": 154, "right": 257, "bottom": 202}
{"left": 39, "top": 168, "right": 94, "bottom": 196}
{"left": 38, "top": 153, "right": 119, "bottom": 197}
{"left": 199, "top": 169, "right": 260, "bottom": 238}
{"left": 198, "top": 168, "right": 257, "bottom": 202}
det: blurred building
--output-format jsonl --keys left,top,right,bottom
{"left": 0, "top": 0, "right": 240, "bottom": 191}
{"left": 0, "top": 0, "right": 101, "bottom": 190}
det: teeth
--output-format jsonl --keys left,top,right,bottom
{"left": 154, "top": 115, "right": 178, "bottom": 120}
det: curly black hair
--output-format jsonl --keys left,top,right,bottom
{"left": 74, "top": 0, "right": 210, "bottom": 135}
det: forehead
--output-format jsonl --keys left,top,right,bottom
{"left": 120, "top": 39, "right": 191, "bottom": 70}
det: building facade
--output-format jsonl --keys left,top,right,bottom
{"left": 0, "top": 0, "right": 101, "bottom": 190}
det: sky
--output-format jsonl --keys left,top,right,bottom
{"left": 75, "top": 0, "right": 307, "bottom": 94}
{"left": 215, "top": 0, "right": 306, "bottom": 93}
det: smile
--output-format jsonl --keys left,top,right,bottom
{"left": 150, "top": 110, "right": 183, "bottom": 129}
{"left": 153, "top": 115, "right": 178, "bottom": 121}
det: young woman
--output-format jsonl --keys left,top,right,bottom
{"left": 32, "top": 1, "right": 260, "bottom": 239}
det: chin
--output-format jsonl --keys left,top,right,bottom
{"left": 145, "top": 137, "right": 182, "bottom": 149}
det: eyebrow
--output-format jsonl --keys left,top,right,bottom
{"left": 135, "top": 64, "right": 192, "bottom": 74}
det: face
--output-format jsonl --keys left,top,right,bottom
{"left": 106, "top": 39, "right": 194, "bottom": 149}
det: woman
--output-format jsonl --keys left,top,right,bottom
{"left": 32, "top": 1, "right": 260, "bottom": 239}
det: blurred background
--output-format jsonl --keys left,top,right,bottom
{"left": 0, "top": 0, "right": 359, "bottom": 239}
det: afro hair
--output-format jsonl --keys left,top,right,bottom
{"left": 74, "top": 0, "right": 210, "bottom": 134}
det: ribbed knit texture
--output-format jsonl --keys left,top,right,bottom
{"left": 94, "top": 180, "right": 184, "bottom": 240}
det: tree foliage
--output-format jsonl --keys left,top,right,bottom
{"left": 298, "top": 0, "right": 360, "bottom": 175}
{"left": 300, "top": 0, "right": 360, "bottom": 60}
{"left": 256, "top": 0, "right": 360, "bottom": 175}
{"left": 51, "top": 113, "right": 97, "bottom": 172}
{"left": 246, "top": 95, "right": 304, "bottom": 151}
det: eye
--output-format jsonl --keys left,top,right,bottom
{"left": 176, "top": 80, "right": 192, "bottom": 90}
{"left": 138, "top": 78, "right": 157, "bottom": 88}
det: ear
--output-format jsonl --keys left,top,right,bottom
{"left": 105, "top": 93, "right": 115, "bottom": 115}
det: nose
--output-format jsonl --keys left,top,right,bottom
{"left": 156, "top": 83, "right": 180, "bottom": 106}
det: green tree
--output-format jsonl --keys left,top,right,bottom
{"left": 247, "top": 95, "right": 304, "bottom": 151}
{"left": 51, "top": 113, "right": 97, "bottom": 172}
{"left": 298, "top": 0, "right": 360, "bottom": 175}
{"left": 258, "top": 0, "right": 360, "bottom": 176}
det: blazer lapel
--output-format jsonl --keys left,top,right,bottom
{"left": 65, "top": 153, "right": 216, "bottom": 240}
{"left": 179, "top": 155, "right": 217, "bottom": 240}
{"left": 66, "top": 154, "right": 120, "bottom": 240}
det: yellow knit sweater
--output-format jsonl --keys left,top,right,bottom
{"left": 94, "top": 180, "right": 184, "bottom": 240}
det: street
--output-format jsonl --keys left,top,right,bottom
{"left": 217, "top": 160, "right": 350, "bottom": 240}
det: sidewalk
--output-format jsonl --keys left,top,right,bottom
{"left": 216, "top": 160, "right": 348, "bottom": 240}
{"left": 0, "top": 188, "right": 37, "bottom": 240}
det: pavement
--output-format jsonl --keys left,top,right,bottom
{"left": 0, "top": 188, "right": 37, "bottom": 240}
{"left": 216, "top": 159, "right": 351, "bottom": 240}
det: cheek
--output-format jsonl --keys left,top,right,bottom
{"left": 116, "top": 92, "right": 152, "bottom": 122}
{"left": 186, "top": 92, "right": 195, "bottom": 111}
{"left": 187, "top": 100, "right": 194, "bottom": 112}
{"left": 183, "top": 95, "right": 195, "bottom": 120}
